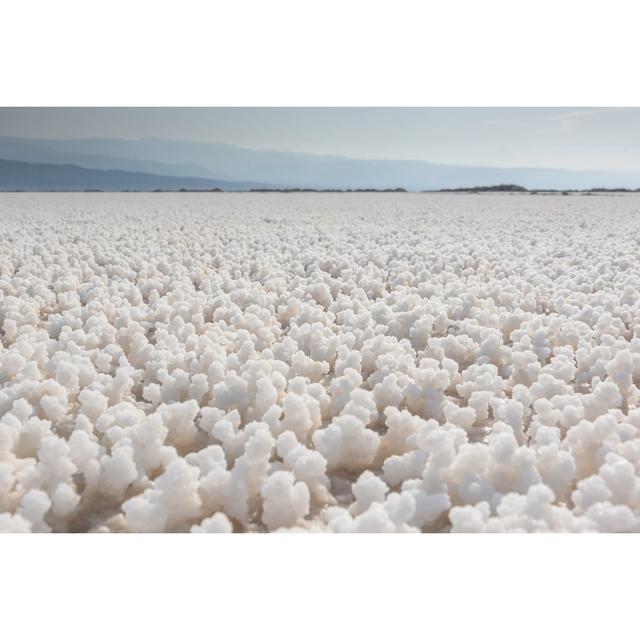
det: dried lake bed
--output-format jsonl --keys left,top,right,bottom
{"left": 1, "top": 192, "right": 640, "bottom": 532}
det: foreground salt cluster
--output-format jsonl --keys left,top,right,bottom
{"left": 2, "top": 192, "right": 640, "bottom": 533}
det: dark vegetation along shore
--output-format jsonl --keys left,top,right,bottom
{"left": 429, "top": 184, "right": 640, "bottom": 195}
{"left": 4, "top": 184, "right": 640, "bottom": 194}
{"left": 248, "top": 187, "right": 408, "bottom": 193}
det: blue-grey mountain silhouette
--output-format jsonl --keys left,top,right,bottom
{"left": 2, "top": 136, "right": 640, "bottom": 190}
{"left": 0, "top": 157, "right": 272, "bottom": 191}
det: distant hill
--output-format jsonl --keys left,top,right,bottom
{"left": 0, "top": 136, "right": 228, "bottom": 180}
{"left": 437, "top": 184, "right": 528, "bottom": 192}
{"left": 2, "top": 136, "right": 640, "bottom": 191}
{"left": 0, "top": 158, "right": 272, "bottom": 191}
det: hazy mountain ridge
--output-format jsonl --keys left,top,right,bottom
{"left": 0, "top": 137, "right": 227, "bottom": 179}
{"left": 0, "top": 158, "right": 273, "bottom": 191}
{"left": 2, "top": 136, "right": 640, "bottom": 190}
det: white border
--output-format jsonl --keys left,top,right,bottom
{"left": 2, "top": 534, "right": 637, "bottom": 640}
{"left": 3, "top": 0, "right": 640, "bottom": 106}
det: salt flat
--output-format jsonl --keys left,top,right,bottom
{"left": 2, "top": 192, "right": 640, "bottom": 532}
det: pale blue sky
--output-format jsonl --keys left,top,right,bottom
{"left": 1, "top": 107, "right": 639, "bottom": 171}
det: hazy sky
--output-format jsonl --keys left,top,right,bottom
{"left": 1, "top": 107, "right": 640, "bottom": 171}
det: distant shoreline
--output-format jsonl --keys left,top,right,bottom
{"left": 1, "top": 187, "right": 639, "bottom": 195}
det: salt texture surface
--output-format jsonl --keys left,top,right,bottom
{"left": 2, "top": 192, "right": 640, "bottom": 532}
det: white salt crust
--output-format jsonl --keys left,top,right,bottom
{"left": 2, "top": 192, "right": 640, "bottom": 533}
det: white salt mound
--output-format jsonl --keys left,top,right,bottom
{"left": 2, "top": 191, "right": 640, "bottom": 533}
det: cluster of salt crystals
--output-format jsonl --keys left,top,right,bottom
{"left": 1, "top": 192, "right": 640, "bottom": 533}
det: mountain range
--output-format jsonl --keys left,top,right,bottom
{"left": 2, "top": 135, "right": 640, "bottom": 191}
{"left": 0, "top": 157, "right": 269, "bottom": 191}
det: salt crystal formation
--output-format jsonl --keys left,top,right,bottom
{"left": 2, "top": 192, "right": 640, "bottom": 533}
